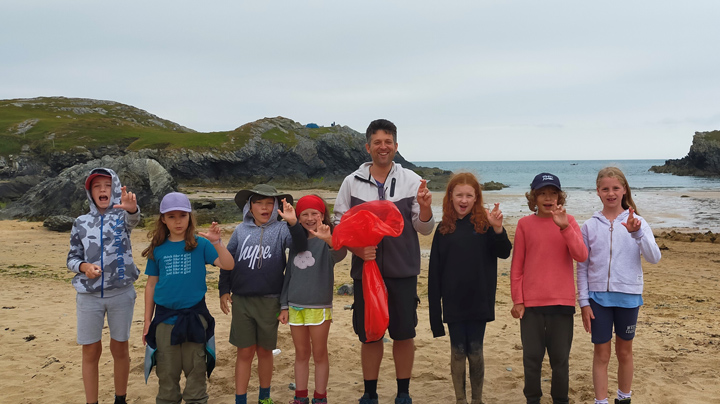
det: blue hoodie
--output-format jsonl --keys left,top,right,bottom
{"left": 577, "top": 209, "right": 662, "bottom": 307}
{"left": 67, "top": 167, "right": 141, "bottom": 297}
{"left": 219, "top": 198, "right": 306, "bottom": 297}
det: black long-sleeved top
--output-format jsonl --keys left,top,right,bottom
{"left": 428, "top": 215, "right": 512, "bottom": 337}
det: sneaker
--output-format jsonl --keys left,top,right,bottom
{"left": 311, "top": 399, "right": 327, "bottom": 404}
{"left": 615, "top": 400, "right": 631, "bottom": 404}
{"left": 358, "top": 394, "right": 379, "bottom": 404}
{"left": 290, "top": 399, "right": 309, "bottom": 404}
{"left": 259, "top": 399, "right": 275, "bottom": 404}
{"left": 395, "top": 393, "right": 412, "bottom": 404}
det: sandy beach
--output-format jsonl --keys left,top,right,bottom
{"left": 1, "top": 190, "right": 719, "bottom": 404}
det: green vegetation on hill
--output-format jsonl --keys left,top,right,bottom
{"left": 0, "top": 97, "right": 353, "bottom": 157}
{"left": 703, "top": 130, "right": 720, "bottom": 142}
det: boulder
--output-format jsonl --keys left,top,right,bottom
{"left": 43, "top": 215, "right": 75, "bottom": 232}
{"left": 3, "top": 154, "right": 176, "bottom": 220}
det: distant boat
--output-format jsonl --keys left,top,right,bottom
{"left": 571, "top": 163, "right": 578, "bottom": 165}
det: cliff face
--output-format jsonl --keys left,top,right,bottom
{"left": 650, "top": 131, "right": 720, "bottom": 176}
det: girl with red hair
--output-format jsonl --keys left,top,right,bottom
{"left": 428, "top": 172, "right": 512, "bottom": 404}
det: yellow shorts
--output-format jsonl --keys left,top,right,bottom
{"left": 288, "top": 307, "right": 332, "bottom": 326}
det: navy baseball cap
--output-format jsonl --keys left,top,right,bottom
{"left": 531, "top": 173, "right": 562, "bottom": 191}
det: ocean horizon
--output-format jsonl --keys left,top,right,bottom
{"left": 414, "top": 159, "right": 720, "bottom": 232}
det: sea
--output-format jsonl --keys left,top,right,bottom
{"left": 415, "top": 159, "right": 720, "bottom": 232}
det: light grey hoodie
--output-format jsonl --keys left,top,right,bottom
{"left": 577, "top": 209, "right": 662, "bottom": 307}
{"left": 67, "top": 168, "right": 141, "bottom": 297}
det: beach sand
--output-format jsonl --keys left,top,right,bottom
{"left": 1, "top": 197, "right": 719, "bottom": 403}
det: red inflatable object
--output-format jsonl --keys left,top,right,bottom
{"left": 333, "top": 200, "right": 405, "bottom": 341}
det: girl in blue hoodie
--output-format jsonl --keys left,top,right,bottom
{"left": 577, "top": 167, "right": 662, "bottom": 404}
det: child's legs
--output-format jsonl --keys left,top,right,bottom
{"left": 613, "top": 306, "right": 638, "bottom": 395}
{"left": 235, "top": 346, "right": 257, "bottom": 395}
{"left": 520, "top": 310, "right": 545, "bottom": 404}
{"left": 181, "top": 341, "right": 208, "bottom": 404}
{"left": 106, "top": 286, "right": 136, "bottom": 396}
{"left": 544, "top": 313, "right": 573, "bottom": 404}
{"left": 82, "top": 342, "right": 102, "bottom": 403}
{"left": 182, "top": 315, "right": 209, "bottom": 404}
{"left": 309, "top": 319, "right": 331, "bottom": 394}
{"left": 447, "top": 321, "right": 469, "bottom": 402}
{"left": 589, "top": 300, "right": 615, "bottom": 400}
{"left": 254, "top": 297, "right": 281, "bottom": 389}
{"left": 76, "top": 292, "right": 106, "bottom": 403}
{"left": 155, "top": 322, "right": 183, "bottom": 404}
{"left": 291, "top": 325, "right": 312, "bottom": 391}
{"left": 109, "top": 339, "right": 130, "bottom": 397}
{"left": 466, "top": 321, "right": 487, "bottom": 402}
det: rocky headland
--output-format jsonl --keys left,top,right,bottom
{"left": 650, "top": 130, "right": 720, "bottom": 176}
{"left": 0, "top": 97, "right": 453, "bottom": 219}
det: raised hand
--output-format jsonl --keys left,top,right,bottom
{"left": 487, "top": 203, "right": 504, "bottom": 233}
{"left": 551, "top": 204, "right": 569, "bottom": 230}
{"left": 621, "top": 207, "right": 641, "bottom": 233}
{"left": 417, "top": 179, "right": 432, "bottom": 209}
{"left": 198, "top": 222, "right": 222, "bottom": 244}
{"left": 277, "top": 198, "right": 297, "bottom": 226}
{"left": 113, "top": 186, "right": 138, "bottom": 213}
{"left": 309, "top": 223, "right": 332, "bottom": 246}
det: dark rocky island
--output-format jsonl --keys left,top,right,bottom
{"left": 650, "top": 131, "right": 720, "bottom": 177}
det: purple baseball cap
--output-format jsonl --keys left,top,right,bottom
{"left": 159, "top": 192, "right": 192, "bottom": 214}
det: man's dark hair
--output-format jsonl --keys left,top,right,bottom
{"left": 366, "top": 119, "right": 397, "bottom": 143}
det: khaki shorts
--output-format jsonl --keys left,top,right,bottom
{"left": 288, "top": 307, "right": 332, "bottom": 326}
{"left": 229, "top": 295, "right": 280, "bottom": 350}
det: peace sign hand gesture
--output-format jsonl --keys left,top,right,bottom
{"left": 622, "top": 207, "right": 641, "bottom": 233}
{"left": 277, "top": 198, "right": 297, "bottom": 226}
{"left": 113, "top": 186, "right": 138, "bottom": 213}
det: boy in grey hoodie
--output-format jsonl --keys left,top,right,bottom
{"left": 67, "top": 167, "right": 140, "bottom": 404}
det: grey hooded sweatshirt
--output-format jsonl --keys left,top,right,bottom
{"left": 219, "top": 198, "right": 306, "bottom": 297}
{"left": 67, "top": 168, "right": 141, "bottom": 297}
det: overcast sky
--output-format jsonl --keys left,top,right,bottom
{"left": 2, "top": 1, "right": 719, "bottom": 162}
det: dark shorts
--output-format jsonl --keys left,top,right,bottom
{"left": 589, "top": 299, "right": 640, "bottom": 344}
{"left": 352, "top": 276, "right": 419, "bottom": 343}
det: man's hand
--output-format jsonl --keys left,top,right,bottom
{"left": 113, "top": 186, "right": 138, "bottom": 213}
{"left": 349, "top": 246, "right": 377, "bottom": 261}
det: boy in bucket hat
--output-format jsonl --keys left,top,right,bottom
{"left": 510, "top": 173, "right": 588, "bottom": 404}
{"left": 219, "top": 184, "right": 307, "bottom": 404}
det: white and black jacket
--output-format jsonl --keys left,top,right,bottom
{"left": 334, "top": 162, "right": 435, "bottom": 280}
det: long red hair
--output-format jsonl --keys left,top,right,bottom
{"left": 438, "top": 172, "right": 489, "bottom": 235}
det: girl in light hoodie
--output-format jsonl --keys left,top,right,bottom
{"left": 577, "top": 167, "right": 662, "bottom": 404}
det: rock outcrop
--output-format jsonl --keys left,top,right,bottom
{"left": 3, "top": 155, "right": 175, "bottom": 220}
{"left": 650, "top": 131, "right": 720, "bottom": 176}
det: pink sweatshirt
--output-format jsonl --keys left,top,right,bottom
{"left": 510, "top": 214, "right": 588, "bottom": 308}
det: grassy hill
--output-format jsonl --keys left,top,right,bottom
{"left": 0, "top": 97, "right": 350, "bottom": 157}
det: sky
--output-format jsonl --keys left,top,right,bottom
{"left": 2, "top": 1, "right": 720, "bottom": 162}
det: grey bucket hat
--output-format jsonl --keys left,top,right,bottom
{"left": 234, "top": 184, "right": 293, "bottom": 210}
